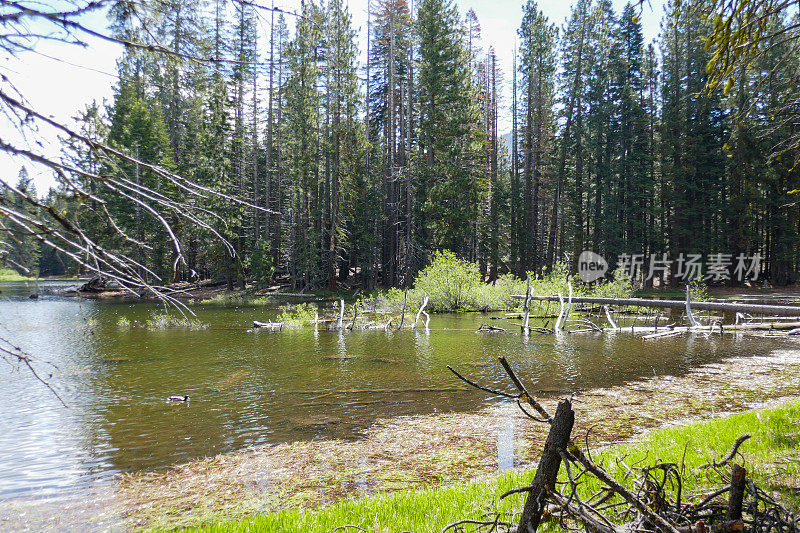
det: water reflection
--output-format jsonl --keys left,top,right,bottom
{"left": 0, "top": 282, "right": 797, "bottom": 502}
{"left": 497, "top": 417, "right": 516, "bottom": 471}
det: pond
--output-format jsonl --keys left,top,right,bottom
{"left": 0, "top": 280, "right": 796, "bottom": 504}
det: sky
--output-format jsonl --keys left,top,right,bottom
{"left": 0, "top": 0, "right": 665, "bottom": 194}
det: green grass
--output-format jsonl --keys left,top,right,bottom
{"left": 0, "top": 268, "right": 33, "bottom": 281}
{"left": 175, "top": 401, "right": 800, "bottom": 533}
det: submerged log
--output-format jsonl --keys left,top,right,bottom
{"left": 253, "top": 320, "right": 284, "bottom": 330}
{"left": 642, "top": 330, "right": 683, "bottom": 340}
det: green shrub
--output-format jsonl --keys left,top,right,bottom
{"left": 0, "top": 268, "right": 31, "bottom": 281}
{"left": 688, "top": 279, "right": 710, "bottom": 301}
{"left": 276, "top": 303, "right": 318, "bottom": 328}
{"left": 473, "top": 273, "right": 527, "bottom": 311}
{"left": 590, "top": 267, "right": 635, "bottom": 299}
{"left": 413, "top": 250, "right": 482, "bottom": 312}
{"left": 527, "top": 262, "right": 584, "bottom": 298}
{"left": 197, "top": 293, "right": 275, "bottom": 307}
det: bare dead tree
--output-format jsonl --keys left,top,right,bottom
{"left": 0, "top": 0, "right": 290, "bottom": 395}
{"left": 0, "top": 0, "right": 282, "bottom": 303}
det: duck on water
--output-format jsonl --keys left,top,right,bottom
{"left": 168, "top": 395, "right": 190, "bottom": 402}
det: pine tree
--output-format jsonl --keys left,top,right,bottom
{"left": 518, "top": 0, "right": 557, "bottom": 273}
{"left": 283, "top": 0, "right": 324, "bottom": 288}
{"left": 323, "top": 0, "right": 364, "bottom": 289}
{"left": 417, "top": 0, "right": 486, "bottom": 257}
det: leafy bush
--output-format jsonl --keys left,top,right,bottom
{"left": 0, "top": 268, "right": 31, "bottom": 281}
{"left": 413, "top": 250, "right": 482, "bottom": 312}
{"left": 197, "top": 293, "right": 275, "bottom": 306}
{"left": 473, "top": 273, "right": 527, "bottom": 311}
{"left": 590, "top": 267, "right": 635, "bottom": 299}
{"left": 688, "top": 280, "right": 710, "bottom": 301}
{"left": 526, "top": 262, "right": 585, "bottom": 298}
{"left": 276, "top": 303, "right": 318, "bottom": 328}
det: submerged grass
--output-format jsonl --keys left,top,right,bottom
{"left": 124, "top": 350, "right": 800, "bottom": 531}
{"left": 145, "top": 312, "right": 207, "bottom": 330}
{"left": 195, "top": 293, "right": 277, "bottom": 306}
{"left": 177, "top": 400, "right": 800, "bottom": 533}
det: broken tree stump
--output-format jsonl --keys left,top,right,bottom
{"left": 518, "top": 398, "right": 575, "bottom": 533}
{"left": 726, "top": 464, "right": 746, "bottom": 522}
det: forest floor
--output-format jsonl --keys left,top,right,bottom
{"left": 112, "top": 341, "right": 800, "bottom": 530}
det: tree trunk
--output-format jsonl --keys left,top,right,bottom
{"left": 517, "top": 399, "right": 575, "bottom": 533}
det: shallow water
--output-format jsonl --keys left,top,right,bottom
{"left": 0, "top": 281, "right": 796, "bottom": 502}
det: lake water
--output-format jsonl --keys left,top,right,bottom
{"left": 0, "top": 280, "right": 795, "bottom": 502}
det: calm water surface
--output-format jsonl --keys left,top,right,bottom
{"left": 0, "top": 280, "right": 795, "bottom": 501}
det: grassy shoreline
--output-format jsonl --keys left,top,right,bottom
{"left": 178, "top": 400, "right": 800, "bottom": 532}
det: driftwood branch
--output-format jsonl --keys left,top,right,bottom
{"left": 685, "top": 286, "right": 698, "bottom": 328}
{"left": 522, "top": 279, "right": 532, "bottom": 334}
{"left": 413, "top": 294, "right": 429, "bottom": 331}
{"left": 336, "top": 299, "right": 345, "bottom": 330}
{"left": 498, "top": 356, "right": 551, "bottom": 421}
{"left": 444, "top": 359, "right": 795, "bottom": 533}
{"left": 701, "top": 435, "right": 751, "bottom": 469}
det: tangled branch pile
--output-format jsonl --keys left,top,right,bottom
{"left": 445, "top": 358, "right": 799, "bottom": 533}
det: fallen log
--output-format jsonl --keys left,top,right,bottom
{"left": 477, "top": 323, "right": 506, "bottom": 333}
{"left": 510, "top": 294, "right": 800, "bottom": 317}
{"left": 642, "top": 330, "right": 683, "bottom": 340}
{"left": 253, "top": 320, "right": 284, "bottom": 330}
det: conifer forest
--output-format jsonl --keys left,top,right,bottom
{"left": 7, "top": 0, "right": 800, "bottom": 290}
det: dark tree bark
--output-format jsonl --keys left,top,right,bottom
{"left": 517, "top": 398, "right": 575, "bottom": 533}
{"left": 726, "top": 465, "right": 746, "bottom": 522}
